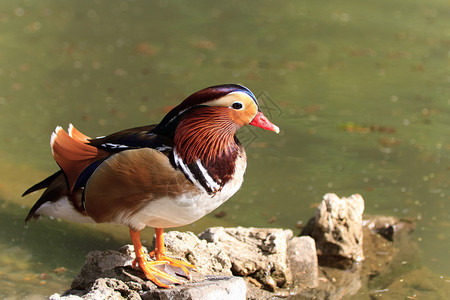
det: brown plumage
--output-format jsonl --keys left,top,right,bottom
{"left": 84, "top": 148, "right": 198, "bottom": 225}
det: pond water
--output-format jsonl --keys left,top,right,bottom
{"left": 0, "top": 0, "right": 449, "bottom": 298}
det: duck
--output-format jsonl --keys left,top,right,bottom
{"left": 23, "top": 84, "right": 279, "bottom": 288}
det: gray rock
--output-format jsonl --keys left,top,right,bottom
{"left": 56, "top": 232, "right": 246, "bottom": 300}
{"left": 302, "top": 193, "right": 365, "bottom": 265}
{"left": 51, "top": 277, "right": 141, "bottom": 300}
{"left": 71, "top": 246, "right": 134, "bottom": 290}
{"left": 162, "top": 231, "right": 233, "bottom": 276}
{"left": 57, "top": 275, "right": 245, "bottom": 300}
{"left": 295, "top": 215, "right": 419, "bottom": 300}
{"left": 287, "top": 236, "right": 318, "bottom": 289}
{"left": 199, "top": 227, "right": 293, "bottom": 288}
{"left": 49, "top": 294, "right": 83, "bottom": 300}
{"left": 141, "top": 275, "right": 246, "bottom": 300}
{"left": 47, "top": 201, "right": 427, "bottom": 300}
{"left": 83, "top": 278, "right": 141, "bottom": 300}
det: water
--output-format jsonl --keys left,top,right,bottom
{"left": 0, "top": 0, "right": 449, "bottom": 298}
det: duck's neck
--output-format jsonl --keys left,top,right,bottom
{"left": 173, "top": 107, "right": 241, "bottom": 189}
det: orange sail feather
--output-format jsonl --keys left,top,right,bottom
{"left": 50, "top": 126, "right": 108, "bottom": 191}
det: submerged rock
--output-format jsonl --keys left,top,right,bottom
{"left": 362, "top": 215, "right": 398, "bottom": 241}
{"left": 297, "top": 214, "right": 419, "bottom": 300}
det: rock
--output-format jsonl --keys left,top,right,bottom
{"left": 82, "top": 278, "right": 141, "bottom": 300}
{"left": 141, "top": 275, "right": 246, "bottom": 300}
{"left": 245, "top": 280, "right": 287, "bottom": 300}
{"left": 361, "top": 216, "right": 419, "bottom": 292}
{"left": 49, "top": 294, "right": 83, "bottom": 300}
{"left": 302, "top": 193, "right": 365, "bottom": 266}
{"left": 48, "top": 212, "right": 427, "bottom": 300}
{"left": 57, "top": 232, "right": 246, "bottom": 300}
{"left": 361, "top": 217, "right": 449, "bottom": 299}
{"left": 361, "top": 215, "right": 417, "bottom": 282}
{"left": 47, "top": 192, "right": 433, "bottom": 300}
{"left": 71, "top": 246, "right": 134, "bottom": 290}
{"left": 296, "top": 215, "right": 419, "bottom": 300}
{"left": 161, "top": 231, "right": 233, "bottom": 276}
{"left": 57, "top": 276, "right": 245, "bottom": 300}
{"left": 287, "top": 236, "right": 318, "bottom": 289}
{"left": 51, "top": 278, "right": 141, "bottom": 300}
{"left": 199, "top": 227, "right": 293, "bottom": 289}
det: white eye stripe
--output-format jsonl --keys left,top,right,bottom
{"left": 204, "top": 91, "right": 254, "bottom": 109}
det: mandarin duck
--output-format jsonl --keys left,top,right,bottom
{"left": 23, "top": 84, "right": 279, "bottom": 288}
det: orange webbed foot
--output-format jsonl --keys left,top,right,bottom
{"left": 130, "top": 228, "right": 198, "bottom": 288}
{"left": 148, "top": 250, "right": 198, "bottom": 280}
{"left": 132, "top": 254, "right": 186, "bottom": 288}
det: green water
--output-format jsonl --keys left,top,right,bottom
{"left": 0, "top": 0, "right": 448, "bottom": 298}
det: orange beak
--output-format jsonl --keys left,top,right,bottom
{"left": 249, "top": 112, "right": 280, "bottom": 134}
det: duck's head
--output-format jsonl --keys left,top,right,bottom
{"left": 156, "top": 84, "right": 279, "bottom": 135}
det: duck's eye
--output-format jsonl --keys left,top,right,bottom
{"left": 231, "top": 102, "right": 243, "bottom": 110}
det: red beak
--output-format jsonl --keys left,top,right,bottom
{"left": 249, "top": 112, "right": 280, "bottom": 134}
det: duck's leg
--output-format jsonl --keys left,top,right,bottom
{"left": 129, "top": 228, "right": 183, "bottom": 288}
{"left": 149, "top": 228, "right": 198, "bottom": 280}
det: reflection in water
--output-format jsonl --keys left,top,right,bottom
{"left": 0, "top": 0, "right": 448, "bottom": 298}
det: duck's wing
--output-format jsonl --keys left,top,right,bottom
{"left": 83, "top": 147, "right": 198, "bottom": 228}
{"left": 23, "top": 124, "right": 175, "bottom": 223}
{"left": 45, "top": 124, "right": 173, "bottom": 192}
